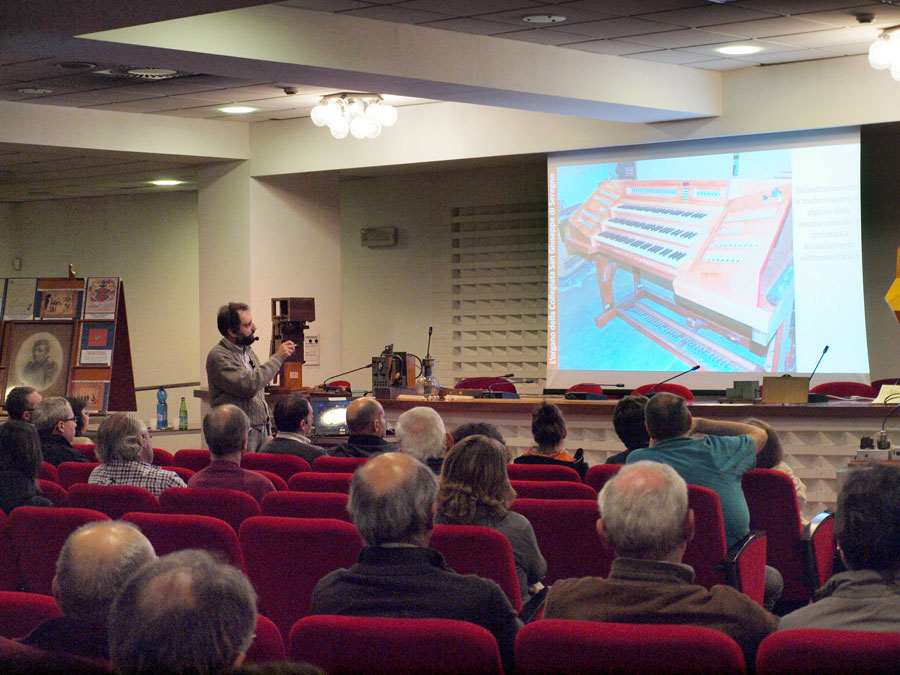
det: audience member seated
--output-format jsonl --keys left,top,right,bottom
{"left": 259, "top": 394, "right": 325, "bottom": 464}
{"left": 88, "top": 412, "right": 186, "bottom": 497}
{"left": 544, "top": 460, "right": 777, "bottom": 664}
{"left": 779, "top": 464, "right": 900, "bottom": 631}
{"left": 20, "top": 520, "right": 156, "bottom": 662}
{"left": 328, "top": 398, "right": 398, "bottom": 458}
{"left": 436, "top": 434, "right": 546, "bottom": 603}
{"left": 450, "top": 422, "right": 505, "bottom": 446}
{"left": 395, "top": 406, "right": 452, "bottom": 474}
{"left": 607, "top": 395, "right": 650, "bottom": 464}
{"left": 4, "top": 386, "right": 42, "bottom": 423}
{"left": 628, "top": 393, "right": 783, "bottom": 610}
{"left": 744, "top": 417, "right": 808, "bottom": 513}
{"left": 0, "top": 420, "right": 53, "bottom": 513}
{"left": 32, "top": 397, "right": 88, "bottom": 466}
{"left": 514, "top": 403, "right": 587, "bottom": 480}
{"left": 66, "top": 396, "right": 92, "bottom": 446}
{"left": 310, "top": 452, "right": 521, "bottom": 672}
{"left": 109, "top": 549, "right": 256, "bottom": 674}
{"left": 188, "top": 405, "right": 275, "bottom": 502}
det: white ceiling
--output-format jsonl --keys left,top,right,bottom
{"left": 1, "top": 0, "right": 898, "bottom": 201}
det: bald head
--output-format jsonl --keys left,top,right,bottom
{"left": 55, "top": 521, "right": 156, "bottom": 624}
{"left": 346, "top": 397, "right": 386, "bottom": 437}
{"left": 349, "top": 452, "right": 438, "bottom": 546}
{"left": 109, "top": 550, "right": 257, "bottom": 674}
{"left": 203, "top": 404, "right": 249, "bottom": 457}
{"left": 598, "top": 460, "right": 690, "bottom": 561}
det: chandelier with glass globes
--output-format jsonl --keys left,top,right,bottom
{"left": 310, "top": 92, "right": 398, "bottom": 140}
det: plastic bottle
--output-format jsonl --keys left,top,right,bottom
{"left": 178, "top": 397, "right": 188, "bottom": 430}
{"left": 156, "top": 386, "right": 168, "bottom": 430}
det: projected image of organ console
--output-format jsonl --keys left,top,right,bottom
{"left": 563, "top": 179, "right": 794, "bottom": 372}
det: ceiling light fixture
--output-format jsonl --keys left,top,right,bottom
{"left": 149, "top": 180, "right": 184, "bottom": 186}
{"left": 310, "top": 92, "right": 398, "bottom": 140}
{"left": 522, "top": 14, "right": 566, "bottom": 24}
{"left": 717, "top": 45, "right": 762, "bottom": 55}
{"left": 219, "top": 105, "right": 257, "bottom": 114}
{"left": 869, "top": 26, "right": 900, "bottom": 80}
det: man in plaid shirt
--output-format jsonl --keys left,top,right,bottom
{"left": 88, "top": 413, "right": 185, "bottom": 497}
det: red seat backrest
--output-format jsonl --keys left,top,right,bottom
{"left": 808, "top": 381, "right": 877, "bottom": 398}
{"left": 311, "top": 456, "right": 368, "bottom": 473}
{"left": 510, "top": 480, "right": 597, "bottom": 500}
{"left": 261, "top": 491, "right": 351, "bottom": 522}
{"left": 72, "top": 444, "right": 97, "bottom": 462}
{"left": 250, "top": 470, "right": 288, "bottom": 491}
{"left": 239, "top": 516, "right": 363, "bottom": 640}
{"left": 632, "top": 383, "right": 695, "bottom": 402}
{"left": 507, "top": 464, "right": 581, "bottom": 483}
{"left": 683, "top": 485, "right": 728, "bottom": 590}
{"left": 67, "top": 484, "right": 161, "bottom": 519}
{"left": 430, "top": 524, "right": 522, "bottom": 612}
{"left": 38, "top": 462, "right": 58, "bottom": 483}
{"left": 742, "top": 468, "right": 808, "bottom": 603}
{"left": 246, "top": 613, "right": 286, "bottom": 664}
{"left": 242, "top": 453, "right": 310, "bottom": 482}
{"left": 756, "top": 629, "right": 900, "bottom": 675}
{"left": 584, "top": 464, "right": 621, "bottom": 493}
{"left": 7, "top": 507, "right": 109, "bottom": 594}
{"left": 159, "top": 487, "right": 261, "bottom": 532}
{"left": 56, "top": 462, "right": 100, "bottom": 489}
{"left": 36, "top": 480, "right": 67, "bottom": 507}
{"left": 515, "top": 620, "right": 745, "bottom": 675}
{"left": 455, "top": 377, "right": 517, "bottom": 394}
{"left": 173, "top": 449, "right": 211, "bottom": 472}
{"left": 0, "top": 591, "right": 62, "bottom": 639}
{"left": 290, "top": 616, "right": 503, "bottom": 675}
{"left": 152, "top": 448, "right": 176, "bottom": 467}
{"left": 121, "top": 511, "right": 245, "bottom": 572}
{"left": 288, "top": 472, "right": 353, "bottom": 494}
{"left": 510, "top": 498, "right": 611, "bottom": 584}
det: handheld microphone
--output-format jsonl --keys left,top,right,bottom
{"left": 647, "top": 365, "right": 700, "bottom": 396}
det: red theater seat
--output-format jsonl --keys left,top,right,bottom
{"left": 0, "top": 591, "right": 62, "bottom": 639}
{"left": 756, "top": 629, "right": 900, "bottom": 675}
{"left": 289, "top": 472, "right": 353, "bottom": 493}
{"left": 242, "top": 453, "right": 310, "bottom": 482}
{"left": 160, "top": 487, "right": 261, "bottom": 532}
{"left": 121, "top": 511, "right": 245, "bottom": 572}
{"left": 239, "top": 516, "right": 363, "bottom": 640}
{"left": 67, "top": 484, "right": 160, "bottom": 519}
{"left": 584, "top": 464, "right": 621, "bottom": 493}
{"left": 507, "top": 464, "right": 581, "bottom": 483}
{"left": 510, "top": 480, "right": 597, "bottom": 500}
{"left": 173, "top": 449, "right": 211, "bottom": 472}
{"left": 515, "top": 620, "right": 745, "bottom": 675}
{"left": 311, "top": 456, "right": 368, "bottom": 473}
{"left": 262, "top": 491, "right": 351, "bottom": 522}
{"left": 290, "top": 616, "right": 503, "bottom": 675}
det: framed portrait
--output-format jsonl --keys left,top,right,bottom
{"left": 1, "top": 321, "right": 75, "bottom": 398}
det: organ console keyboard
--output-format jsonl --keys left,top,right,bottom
{"left": 562, "top": 178, "right": 794, "bottom": 372}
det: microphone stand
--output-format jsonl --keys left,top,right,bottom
{"left": 322, "top": 363, "right": 373, "bottom": 389}
{"left": 806, "top": 345, "right": 830, "bottom": 403}
{"left": 647, "top": 365, "right": 700, "bottom": 396}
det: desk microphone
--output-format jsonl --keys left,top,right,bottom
{"left": 808, "top": 345, "right": 829, "bottom": 385}
{"left": 806, "top": 345, "right": 829, "bottom": 403}
{"left": 322, "top": 362, "right": 373, "bottom": 387}
{"left": 647, "top": 365, "right": 700, "bottom": 396}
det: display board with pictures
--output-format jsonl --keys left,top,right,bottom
{"left": 0, "top": 277, "right": 136, "bottom": 413}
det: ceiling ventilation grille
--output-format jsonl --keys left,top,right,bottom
{"left": 94, "top": 67, "right": 195, "bottom": 81}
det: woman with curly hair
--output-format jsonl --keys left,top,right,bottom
{"left": 436, "top": 434, "right": 546, "bottom": 602}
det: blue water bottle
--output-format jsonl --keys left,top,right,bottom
{"left": 156, "top": 386, "right": 168, "bottom": 430}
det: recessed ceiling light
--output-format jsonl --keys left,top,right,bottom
{"left": 717, "top": 45, "right": 762, "bottom": 55}
{"left": 149, "top": 180, "right": 184, "bottom": 186}
{"left": 522, "top": 14, "right": 566, "bottom": 24}
{"left": 17, "top": 88, "right": 53, "bottom": 94}
{"left": 219, "top": 105, "right": 257, "bottom": 114}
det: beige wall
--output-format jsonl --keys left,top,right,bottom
{"left": 339, "top": 161, "right": 546, "bottom": 391}
{"left": 8, "top": 191, "right": 201, "bottom": 432}
{"left": 249, "top": 173, "right": 342, "bottom": 386}
{"left": 0, "top": 205, "right": 10, "bottom": 277}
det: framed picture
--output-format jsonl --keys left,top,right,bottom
{"left": 39, "top": 289, "right": 81, "bottom": 319}
{"left": 69, "top": 380, "right": 109, "bottom": 413}
{"left": 1, "top": 321, "right": 75, "bottom": 398}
